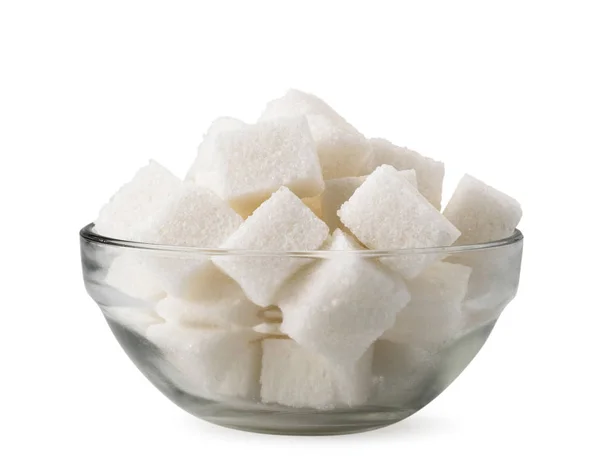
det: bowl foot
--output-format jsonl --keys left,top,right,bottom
{"left": 204, "top": 418, "right": 400, "bottom": 436}
{"left": 196, "top": 406, "right": 416, "bottom": 436}
{"left": 206, "top": 420, "right": 398, "bottom": 436}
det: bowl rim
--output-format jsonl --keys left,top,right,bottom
{"left": 80, "top": 223, "right": 523, "bottom": 258}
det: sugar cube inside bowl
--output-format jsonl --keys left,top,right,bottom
{"left": 146, "top": 323, "right": 262, "bottom": 402}
{"left": 212, "top": 186, "right": 329, "bottom": 307}
{"left": 81, "top": 88, "right": 523, "bottom": 436}
{"left": 278, "top": 229, "right": 411, "bottom": 366}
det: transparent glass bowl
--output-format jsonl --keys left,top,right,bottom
{"left": 80, "top": 224, "right": 523, "bottom": 435}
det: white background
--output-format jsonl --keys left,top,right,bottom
{"left": 1, "top": 1, "right": 599, "bottom": 463}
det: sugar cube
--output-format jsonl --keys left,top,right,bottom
{"left": 371, "top": 341, "right": 438, "bottom": 405}
{"left": 137, "top": 183, "right": 243, "bottom": 298}
{"left": 140, "top": 183, "right": 242, "bottom": 247}
{"left": 321, "top": 170, "right": 416, "bottom": 232}
{"left": 260, "top": 338, "right": 373, "bottom": 409}
{"left": 213, "top": 187, "right": 329, "bottom": 307}
{"left": 95, "top": 160, "right": 181, "bottom": 241}
{"left": 338, "top": 165, "right": 461, "bottom": 278}
{"left": 382, "top": 262, "right": 471, "bottom": 348}
{"left": 278, "top": 230, "right": 410, "bottom": 365}
{"left": 156, "top": 273, "right": 262, "bottom": 328}
{"left": 259, "top": 90, "right": 371, "bottom": 179}
{"left": 365, "top": 139, "right": 444, "bottom": 209}
{"left": 186, "top": 117, "right": 247, "bottom": 191}
{"left": 209, "top": 116, "right": 324, "bottom": 216}
{"left": 105, "top": 253, "right": 166, "bottom": 301}
{"left": 146, "top": 323, "right": 261, "bottom": 401}
{"left": 443, "top": 174, "right": 522, "bottom": 245}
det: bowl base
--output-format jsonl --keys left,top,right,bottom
{"left": 206, "top": 419, "right": 398, "bottom": 436}
{"left": 176, "top": 397, "right": 420, "bottom": 436}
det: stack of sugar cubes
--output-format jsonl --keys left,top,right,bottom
{"left": 94, "top": 89, "right": 522, "bottom": 410}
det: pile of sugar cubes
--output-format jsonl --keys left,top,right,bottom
{"left": 94, "top": 89, "right": 522, "bottom": 410}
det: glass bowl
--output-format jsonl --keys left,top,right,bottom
{"left": 80, "top": 224, "right": 523, "bottom": 435}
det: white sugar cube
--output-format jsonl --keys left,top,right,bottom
{"left": 322, "top": 170, "right": 416, "bottom": 232}
{"left": 259, "top": 90, "right": 371, "bottom": 179}
{"left": 105, "top": 254, "right": 166, "bottom": 301}
{"left": 102, "top": 305, "right": 164, "bottom": 336}
{"left": 209, "top": 116, "right": 324, "bottom": 216}
{"left": 371, "top": 341, "right": 437, "bottom": 405}
{"left": 279, "top": 230, "right": 410, "bottom": 365}
{"left": 366, "top": 139, "right": 444, "bottom": 209}
{"left": 95, "top": 160, "right": 181, "bottom": 240}
{"left": 137, "top": 183, "right": 243, "bottom": 298}
{"left": 443, "top": 174, "right": 522, "bottom": 245}
{"left": 382, "top": 262, "right": 471, "bottom": 349}
{"left": 186, "top": 117, "right": 247, "bottom": 190}
{"left": 140, "top": 183, "right": 242, "bottom": 247}
{"left": 213, "top": 187, "right": 329, "bottom": 307}
{"left": 339, "top": 165, "right": 461, "bottom": 278}
{"left": 260, "top": 339, "right": 373, "bottom": 409}
{"left": 156, "top": 278, "right": 262, "bottom": 329}
{"left": 146, "top": 324, "right": 261, "bottom": 401}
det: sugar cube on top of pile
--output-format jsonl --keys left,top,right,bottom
{"left": 186, "top": 117, "right": 247, "bottom": 192}
{"left": 189, "top": 115, "right": 324, "bottom": 217}
{"left": 95, "top": 160, "right": 181, "bottom": 241}
{"left": 95, "top": 161, "right": 244, "bottom": 299}
{"left": 339, "top": 164, "right": 461, "bottom": 278}
{"left": 321, "top": 169, "right": 417, "bottom": 232}
{"left": 443, "top": 174, "right": 522, "bottom": 245}
{"left": 138, "top": 182, "right": 244, "bottom": 298}
{"left": 96, "top": 160, "right": 242, "bottom": 248}
{"left": 259, "top": 89, "right": 372, "bottom": 180}
{"left": 141, "top": 182, "right": 242, "bottom": 248}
